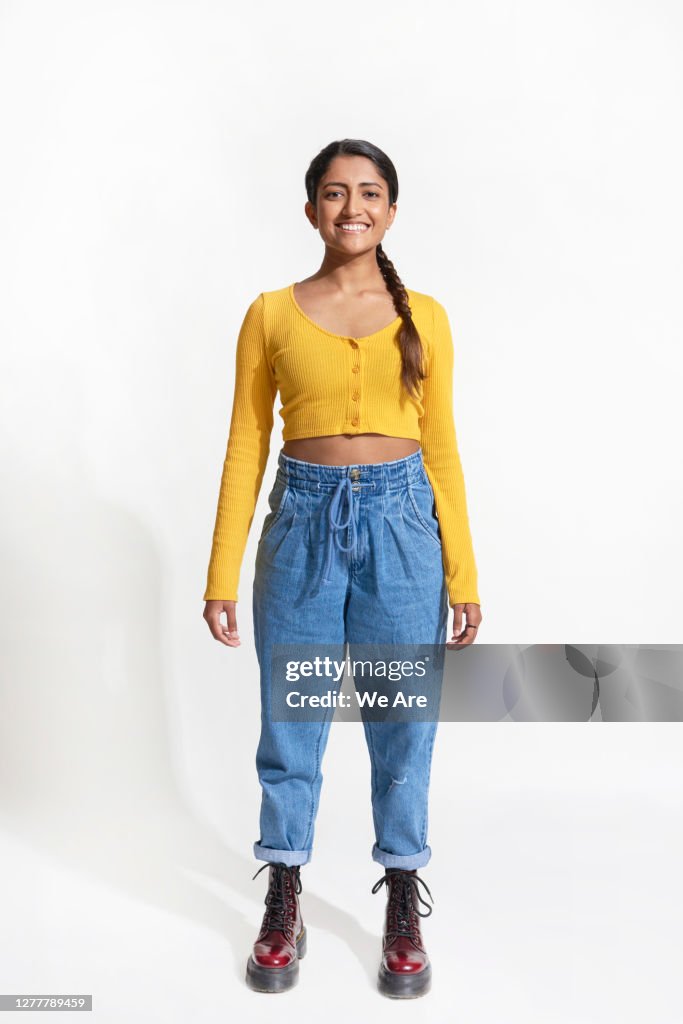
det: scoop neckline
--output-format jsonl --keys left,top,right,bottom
{"left": 287, "top": 282, "right": 403, "bottom": 341}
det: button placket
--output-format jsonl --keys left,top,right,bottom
{"left": 349, "top": 338, "right": 362, "bottom": 430}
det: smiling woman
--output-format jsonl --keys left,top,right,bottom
{"left": 202, "top": 137, "right": 482, "bottom": 1000}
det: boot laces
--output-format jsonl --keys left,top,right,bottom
{"left": 252, "top": 862, "right": 302, "bottom": 935}
{"left": 371, "top": 868, "right": 434, "bottom": 944}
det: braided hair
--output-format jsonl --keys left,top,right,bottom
{"left": 304, "top": 139, "right": 427, "bottom": 399}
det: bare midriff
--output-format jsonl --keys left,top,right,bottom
{"left": 281, "top": 433, "right": 420, "bottom": 467}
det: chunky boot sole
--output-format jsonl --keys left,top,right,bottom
{"left": 377, "top": 960, "right": 432, "bottom": 999}
{"left": 245, "top": 927, "right": 307, "bottom": 993}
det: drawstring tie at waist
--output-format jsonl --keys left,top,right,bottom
{"left": 321, "top": 476, "right": 358, "bottom": 583}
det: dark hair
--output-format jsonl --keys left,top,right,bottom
{"left": 304, "top": 138, "right": 426, "bottom": 399}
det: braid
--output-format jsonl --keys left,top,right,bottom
{"left": 376, "top": 243, "right": 427, "bottom": 399}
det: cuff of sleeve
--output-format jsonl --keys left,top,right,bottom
{"left": 447, "top": 585, "right": 480, "bottom": 606}
{"left": 203, "top": 586, "right": 239, "bottom": 602}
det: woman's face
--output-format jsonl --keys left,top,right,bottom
{"left": 306, "top": 154, "right": 396, "bottom": 255}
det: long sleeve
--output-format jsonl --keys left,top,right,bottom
{"left": 420, "top": 297, "right": 480, "bottom": 606}
{"left": 203, "top": 293, "right": 277, "bottom": 602}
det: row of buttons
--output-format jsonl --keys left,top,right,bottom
{"left": 350, "top": 341, "right": 361, "bottom": 427}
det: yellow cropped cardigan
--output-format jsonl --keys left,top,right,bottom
{"left": 203, "top": 283, "right": 480, "bottom": 607}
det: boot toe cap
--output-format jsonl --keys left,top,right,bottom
{"left": 384, "top": 950, "right": 429, "bottom": 974}
{"left": 252, "top": 944, "right": 295, "bottom": 969}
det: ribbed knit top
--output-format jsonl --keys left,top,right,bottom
{"left": 203, "top": 283, "right": 480, "bottom": 606}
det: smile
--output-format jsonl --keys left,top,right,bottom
{"left": 337, "top": 223, "right": 370, "bottom": 232}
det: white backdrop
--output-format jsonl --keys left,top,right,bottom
{"left": 1, "top": 1, "right": 682, "bottom": 1021}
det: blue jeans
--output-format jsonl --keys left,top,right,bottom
{"left": 251, "top": 448, "right": 449, "bottom": 869}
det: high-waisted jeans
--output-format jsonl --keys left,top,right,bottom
{"left": 251, "top": 448, "right": 449, "bottom": 869}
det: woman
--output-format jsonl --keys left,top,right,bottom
{"left": 202, "top": 138, "right": 482, "bottom": 998}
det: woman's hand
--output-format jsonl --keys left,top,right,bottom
{"left": 447, "top": 602, "right": 482, "bottom": 649}
{"left": 203, "top": 600, "right": 241, "bottom": 647}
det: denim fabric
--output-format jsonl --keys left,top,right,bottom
{"left": 251, "top": 448, "right": 449, "bottom": 869}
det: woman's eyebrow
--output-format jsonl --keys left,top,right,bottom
{"left": 321, "top": 181, "right": 384, "bottom": 189}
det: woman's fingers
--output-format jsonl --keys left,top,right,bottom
{"left": 203, "top": 600, "right": 241, "bottom": 647}
{"left": 447, "top": 603, "right": 482, "bottom": 649}
{"left": 222, "top": 603, "right": 240, "bottom": 644}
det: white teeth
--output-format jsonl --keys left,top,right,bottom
{"left": 339, "top": 223, "right": 369, "bottom": 231}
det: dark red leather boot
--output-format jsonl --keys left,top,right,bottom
{"left": 246, "top": 862, "right": 307, "bottom": 993}
{"left": 371, "top": 867, "right": 434, "bottom": 998}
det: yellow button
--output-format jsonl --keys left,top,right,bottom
{"left": 351, "top": 417, "right": 359, "bottom": 426}
{"left": 352, "top": 392, "right": 360, "bottom": 401}
{"left": 352, "top": 366, "right": 360, "bottom": 373}
{"left": 350, "top": 341, "right": 359, "bottom": 349}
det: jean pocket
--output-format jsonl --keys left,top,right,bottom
{"left": 259, "top": 475, "right": 293, "bottom": 543}
{"left": 405, "top": 478, "right": 442, "bottom": 547}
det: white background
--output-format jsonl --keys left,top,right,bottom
{"left": 1, "top": 1, "right": 682, "bottom": 1021}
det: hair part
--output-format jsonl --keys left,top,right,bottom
{"left": 304, "top": 138, "right": 426, "bottom": 399}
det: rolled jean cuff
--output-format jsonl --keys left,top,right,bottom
{"left": 253, "top": 842, "right": 312, "bottom": 867}
{"left": 372, "top": 843, "right": 432, "bottom": 870}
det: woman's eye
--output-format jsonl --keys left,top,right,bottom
{"left": 324, "top": 191, "right": 380, "bottom": 199}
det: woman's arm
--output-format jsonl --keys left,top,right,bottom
{"left": 203, "top": 293, "right": 277, "bottom": 602}
{"left": 420, "top": 296, "right": 481, "bottom": 608}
